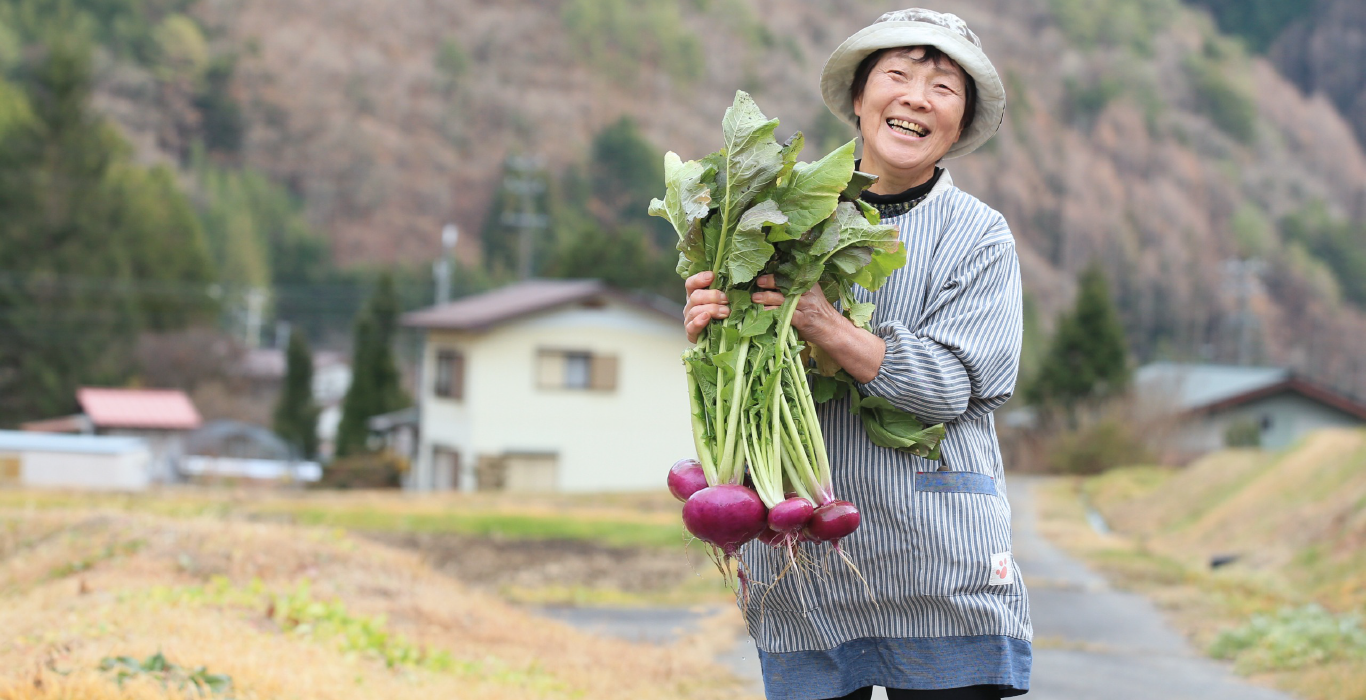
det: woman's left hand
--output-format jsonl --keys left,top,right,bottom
{"left": 751, "top": 274, "right": 888, "bottom": 383}
{"left": 750, "top": 275, "right": 845, "bottom": 346}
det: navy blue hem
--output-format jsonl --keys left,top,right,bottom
{"left": 757, "top": 635, "right": 1031, "bottom": 700}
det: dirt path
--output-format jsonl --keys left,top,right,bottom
{"left": 1012, "top": 476, "right": 1297, "bottom": 700}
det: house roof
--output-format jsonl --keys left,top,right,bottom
{"left": 401, "top": 279, "right": 684, "bottom": 332}
{"left": 19, "top": 414, "right": 90, "bottom": 434}
{"left": 77, "top": 388, "right": 203, "bottom": 431}
{"left": 0, "top": 430, "right": 148, "bottom": 455}
{"left": 1135, "top": 362, "right": 1366, "bottom": 420}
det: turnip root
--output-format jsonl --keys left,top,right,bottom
{"left": 767, "top": 496, "right": 815, "bottom": 533}
{"left": 802, "top": 500, "right": 861, "bottom": 544}
{"left": 667, "top": 458, "right": 709, "bottom": 502}
{"left": 681, "top": 484, "right": 768, "bottom": 556}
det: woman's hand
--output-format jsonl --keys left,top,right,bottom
{"left": 751, "top": 275, "right": 888, "bottom": 383}
{"left": 683, "top": 271, "right": 728, "bottom": 343}
{"left": 749, "top": 275, "right": 844, "bottom": 346}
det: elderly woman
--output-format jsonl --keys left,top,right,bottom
{"left": 683, "top": 9, "right": 1031, "bottom": 700}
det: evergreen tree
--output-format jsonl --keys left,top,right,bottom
{"left": 0, "top": 36, "right": 214, "bottom": 424}
{"left": 335, "top": 273, "right": 410, "bottom": 456}
{"left": 536, "top": 117, "right": 680, "bottom": 298}
{"left": 273, "top": 329, "right": 319, "bottom": 459}
{"left": 589, "top": 116, "right": 668, "bottom": 242}
{"left": 1027, "top": 265, "right": 1130, "bottom": 416}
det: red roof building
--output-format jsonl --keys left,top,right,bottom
{"left": 76, "top": 388, "right": 203, "bottom": 431}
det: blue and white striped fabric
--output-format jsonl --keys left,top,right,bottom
{"left": 738, "top": 171, "right": 1032, "bottom": 699}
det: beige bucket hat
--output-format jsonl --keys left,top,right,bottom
{"left": 820, "top": 8, "right": 1006, "bottom": 159}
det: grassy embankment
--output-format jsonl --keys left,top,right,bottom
{"left": 0, "top": 489, "right": 750, "bottom": 700}
{"left": 1035, "top": 428, "right": 1366, "bottom": 699}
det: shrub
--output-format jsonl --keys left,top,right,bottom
{"left": 1064, "top": 76, "right": 1125, "bottom": 127}
{"left": 1209, "top": 604, "right": 1366, "bottom": 672}
{"left": 1050, "top": 419, "right": 1154, "bottom": 474}
{"left": 1185, "top": 53, "right": 1257, "bottom": 144}
{"left": 1223, "top": 418, "right": 1261, "bottom": 448}
{"left": 561, "top": 0, "right": 703, "bottom": 84}
{"left": 1047, "top": 0, "right": 1179, "bottom": 52}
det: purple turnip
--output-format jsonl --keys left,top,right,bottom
{"left": 681, "top": 484, "right": 768, "bottom": 555}
{"left": 767, "top": 496, "right": 815, "bottom": 533}
{"left": 667, "top": 458, "right": 709, "bottom": 502}
{"left": 802, "top": 500, "right": 861, "bottom": 543}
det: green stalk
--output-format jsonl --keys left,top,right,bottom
{"left": 777, "top": 395, "right": 816, "bottom": 487}
{"left": 683, "top": 361, "right": 719, "bottom": 485}
{"left": 780, "top": 442, "right": 815, "bottom": 504}
{"left": 785, "top": 351, "right": 832, "bottom": 490}
{"left": 712, "top": 332, "right": 729, "bottom": 483}
{"left": 744, "top": 410, "right": 782, "bottom": 506}
{"left": 717, "top": 335, "right": 751, "bottom": 484}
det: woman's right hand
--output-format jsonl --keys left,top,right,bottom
{"left": 683, "top": 271, "right": 728, "bottom": 343}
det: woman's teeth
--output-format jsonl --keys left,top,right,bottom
{"left": 887, "top": 119, "right": 927, "bottom": 137}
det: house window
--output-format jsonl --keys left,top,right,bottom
{"left": 537, "top": 349, "right": 618, "bottom": 392}
{"left": 0, "top": 454, "right": 18, "bottom": 486}
{"left": 434, "top": 350, "right": 465, "bottom": 400}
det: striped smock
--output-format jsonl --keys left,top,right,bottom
{"left": 738, "top": 170, "right": 1032, "bottom": 699}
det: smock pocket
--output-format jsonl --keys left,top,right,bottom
{"left": 911, "top": 471, "right": 1016, "bottom": 597}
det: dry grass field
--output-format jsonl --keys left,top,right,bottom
{"left": 1035, "top": 428, "right": 1366, "bottom": 700}
{"left": 0, "top": 490, "right": 750, "bottom": 700}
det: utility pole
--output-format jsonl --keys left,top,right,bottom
{"left": 1222, "top": 258, "right": 1265, "bottom": 366}
{"left": 500, "top": 155, "right": 548, "bottom": 279}
{"left": 244, "top": 287, "right": 268, "bottom": 348}
{"left": 433, "top": 223, "right": 458, "bottom": 305}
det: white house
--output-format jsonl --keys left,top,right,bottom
{"left": 401, "top": 279, "right": 692, "bottom": 493}
{"left": 1135, "top": 363, "right": 1366, "bottom": 456}
{"left": 0, "top": 431, "right": 152, "bottom": 491}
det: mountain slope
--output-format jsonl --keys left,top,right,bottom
{"left": 167, "top": 0, "right": 1366, "bottom": 393}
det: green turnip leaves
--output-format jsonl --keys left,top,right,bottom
{"left": 653, "top": 90, "right": 946, "bottom": 503}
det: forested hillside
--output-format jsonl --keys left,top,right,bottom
{"left": 3, "top": 0, "right": 1366, "bottom": 424}
{"left": 195, "top": 0, "right": 1366, "bottom": 391}
{"left": 1189, "top": 0, "right": 1366, "bottom": 149}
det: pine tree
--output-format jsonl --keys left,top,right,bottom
{"left": 335, "top": 273, "right": 410, "bottom": 456}
{"left": 1027, "top": 265, "right": 1130, "bottom": 417}
{"left": 0, "top": 36, "right": 213, "bottom": 424}
{"left": 273, "top": 329, "right": 319, "bottom": 459}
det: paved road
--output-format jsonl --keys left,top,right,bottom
{"left": 1011, "top": 476, "right": 1294, "bottom": 700}
{"left": 537, "top": 477, "right": 1297, "bottom": 699}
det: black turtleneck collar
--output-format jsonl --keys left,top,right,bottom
{"left": 857, "top": 164, "right": 943, "bottom": 220}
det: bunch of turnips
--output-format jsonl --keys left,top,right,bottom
{"left": 652, "top": 91, "right": 946, "bottom": 565}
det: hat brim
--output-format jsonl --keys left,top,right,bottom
{"left": 820, "top": 22, "right": 1006, "bottom": 160}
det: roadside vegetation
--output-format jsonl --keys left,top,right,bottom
{"left": 1034, "top": 428, "right": 1366, "bottom": 699}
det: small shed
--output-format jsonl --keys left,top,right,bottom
{"left": 77, "top": 387, "right": 202, "bottom": 482}
{"left": 1135, "top": 363, "right": 1366, "bottom": 456}
{"left": 0, "top": 431, "right": 151, "bottom": 491}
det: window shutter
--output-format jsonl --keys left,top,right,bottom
{"left": 537, "top": 350, "right": 565, "bottom": 389}
{"left": 451, "top": 353, "right": 465, "bottom": 400}
{"left": 590, "top": 354, "right": 618, "bottom": 392}
{"left": 0, "top": 455, "right": 18, "bottom": 485}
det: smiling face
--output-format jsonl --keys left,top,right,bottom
{"left": 853, "top": 46, "right": 971, "bottom": 193}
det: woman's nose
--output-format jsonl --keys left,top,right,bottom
{"left": 899, "top": 80, "right": 932, "bottom": 110}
